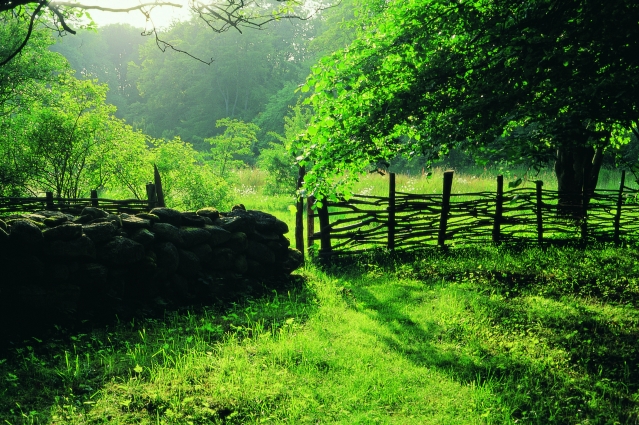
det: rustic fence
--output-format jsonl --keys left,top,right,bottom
{"left": 295, "top": 170, "right": 639, "bottom": 257}
{"left": 0, "top": 166, "right": 166, "bottom": 216}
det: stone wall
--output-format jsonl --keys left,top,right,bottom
{"left": 0, "top": 205, "right": 303, "bottom": 341}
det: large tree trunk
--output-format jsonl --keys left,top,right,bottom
{"left": 554, "top": 144, "right": 603, "bottom": 217}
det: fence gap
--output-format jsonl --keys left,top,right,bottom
{"left": 318, "top": 201, "right": 332, "bottom": 260}
{"left": 438, "top": 170, "right": 454, "bottom": 248}
{"left": 307, "top": 196, "right": 315, "bottom": 249}
{"left": 492, "top": 175, "right": 504, "bottom": 244}
{"left": 535, "top": 180, "right": 544, "bottom": 245}
{"left": 295, "top": 166, "right": 305, "bottom": 254}
{"left": 388, "top": 172, "right": 396, "bottom": 250}
{"left": 614, "top": 170, "right": 626, "bottom": 245}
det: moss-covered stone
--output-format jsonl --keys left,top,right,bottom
{"left": 179, "top": 226, "right": 210, "bottom": 248}
{"left": 135, "top": 213, "right": 160, "bottom": 223}
{"left": 224, "top": 232, "right": 248, "bottom": 254}
{"left": 44, "top": 216, "right": 68, "bottom": 227}
{"left": 8, "top": 219, "right": 44, "bottom": 251}
{"left": 150, "top": 207, "right": 182, "bottom": 227}
{"left": 196, "top": 207, "right": 220, "bottom": 221}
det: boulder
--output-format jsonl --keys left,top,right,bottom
{"left": 136, "top": 213, "right": 160, "bottom": 224}
{"left": 43, "top": 215, "right": 68, "bottom": 227}
{"left": 9, "top": 219, "right": 44, "bottom": 251}
{"left": 43, "top": 223, "right": 83, "bottom": 241}
{"left": 178, "top": 249, "right": 201, "bottom": 278}
{"left": 210, "top": 248, "right": 235, "bottom": 270}
{"left": 131, "top": 228, "right": 155, "bottom": 246}
{"left": 48, "top": 235, "right": 96, "bottom": 260}
{"left": 179, "top": 226, "right": 211, "bottom": 248}
{"left": 153, "top": 242, "right": 180, "bottom": 273}
{"left": 191, "top": 243, "right": 213, "bottom": 263}
{"left": 214, "top": 216, "right": 246, "bottom": 233}
{"left": 181, "top": 212, "right": 206, "bottom": 227}
{"left": 205, "top": 225, "right": 232, "bottom": 246}
{"left": 121, "top": 216, "right": 151, "bottom": 230}
{"left": 83, "top": 222, "right": 117, "bottom": 243}
{"left": 224, "top": 232, "right": 248, "bottom": 253}
{"left": 196, "top": 207, "right": 219, "bottom": 221}
{"left": 246, "top": 240, "right": 276, "bottom": 265}
{"left": 150, "top": 207, "right": 182, "bottom": 227}
{"left": 97, "top": 236, "right": 144, "bottom": 265}
{"left": 152, "top": 222, "right": 184, "bottom": 246}
{"left": 81, "top": 207, "right": 108, "bottom": 219}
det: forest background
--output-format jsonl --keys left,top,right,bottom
{"left": 0, "top": 0, "right": 364, "bottom": 212}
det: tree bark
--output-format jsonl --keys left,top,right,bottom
{"left": 554, "top": 143, "right": 604, "bottom": 217}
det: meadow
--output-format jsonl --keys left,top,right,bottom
{"left": 2, "top": 167, "right": 639, "bottom": 424}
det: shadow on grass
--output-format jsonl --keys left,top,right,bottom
{"left": 322, "top": 246, "right": 639, "bottom": 424}
{"left": 0, "top": 273, "right": 313, "bottom": 425}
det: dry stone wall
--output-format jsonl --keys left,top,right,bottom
{"left": 0, "top": 205, "right": 303, "bottom": 341}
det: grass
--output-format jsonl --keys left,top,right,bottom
{"left": 3, "top": 243, "right": 639, "bottom": 424}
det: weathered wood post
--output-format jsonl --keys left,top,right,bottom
{"left": 90, "top": 190, "right": 99, "bottom": 207}
{"left": 492, "top": 175, "right": 504, "bottom": 244}
{"left": 45, "top": 192, "right": 54, "bottom": 210}
{"left": 438, "top": 170, "right": 454, "bottom": 248}
{"left": 613, "top": 170, "right": 626, "bottom": 245}
{"left": 295, "top": 166, "right": 305, "bottom": 254}
{"left": 153, "top": 164, "right": 166, "bottom": 208}
{"left": 307, "top": 195, "right": 315, "bottom": 249}
{"left": 535, "top": 180, "right": 544, "bottom": 245}
{"left": 388, "top": 172, "right": 396, "bottom": 250}
{"left": 318, "top": 200, "right": 332, "bottom": 261}
{"left": 146, "top": 183, "right": 157, "bottom": 210}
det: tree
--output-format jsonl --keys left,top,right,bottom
{"left": 205, "top": 118, "right": 259, "bottom": 178}
{"left": 300, "top": 0, "right": 639, "bottom": 212}
{"left": 150, "top": 136, "right": 231, "bottom": 210}
{"left": 258, "top": 104, "right": 312, "bottom": 195}
{"left": 0, "top": 0, "right": 330, "bottom": 67}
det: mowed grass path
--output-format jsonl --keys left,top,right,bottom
{"left": 3, "top": 245, "right": 639, "bottom": 424}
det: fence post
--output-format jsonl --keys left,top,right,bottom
{"left": 438, "top": 170, "right": 454, "bottom": 248}
{"left": 45, "top": 192, "right": 54, "bottom": 210}
{"left": 318, "top": 200, "right": 332, "bottom": 261}
{"left": 307, "top": 196, "right": 315, "bottom": 249}
{"left": 295, "top": 166, "right": 305, "bottom": 254}
{"left": 492, "top": 175, "right": 503, "bottom": 244}
{"left": 613, "top": 170, "right": 625, "bottom": 245}
{"left": 153, "top": 164, "right": 166, "bottom": 208}
{"left": 388, "top": 172, "right": 396, "bottom": 250}
{"left": 90, "top": 190, "right": 99, "bottom": 207}
{"left": 535, "top": 180, "right": 543, "bottom": 245}
{"left": 146, "top": 183, "right": 157, "bottom": 210}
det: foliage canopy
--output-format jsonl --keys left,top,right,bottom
{"left": 299, "top": 0, "right": 639, "bottom": 199}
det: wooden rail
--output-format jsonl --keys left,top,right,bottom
{"left": 0, "top": 183, "right": 161, "bottom": 216}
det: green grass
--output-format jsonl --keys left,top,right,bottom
{"left": 3, "top": 244, "right": 639, "bottom": 424}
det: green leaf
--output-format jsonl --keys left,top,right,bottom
{"left": 133, "top": 364, "right": 143, "bottom": 373}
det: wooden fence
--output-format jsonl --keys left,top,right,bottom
{"left": 295, "top": 170, "right": 639, "bottom": 256}
{"left": 0, "top": 166, "right": 166, "bottom": 216}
